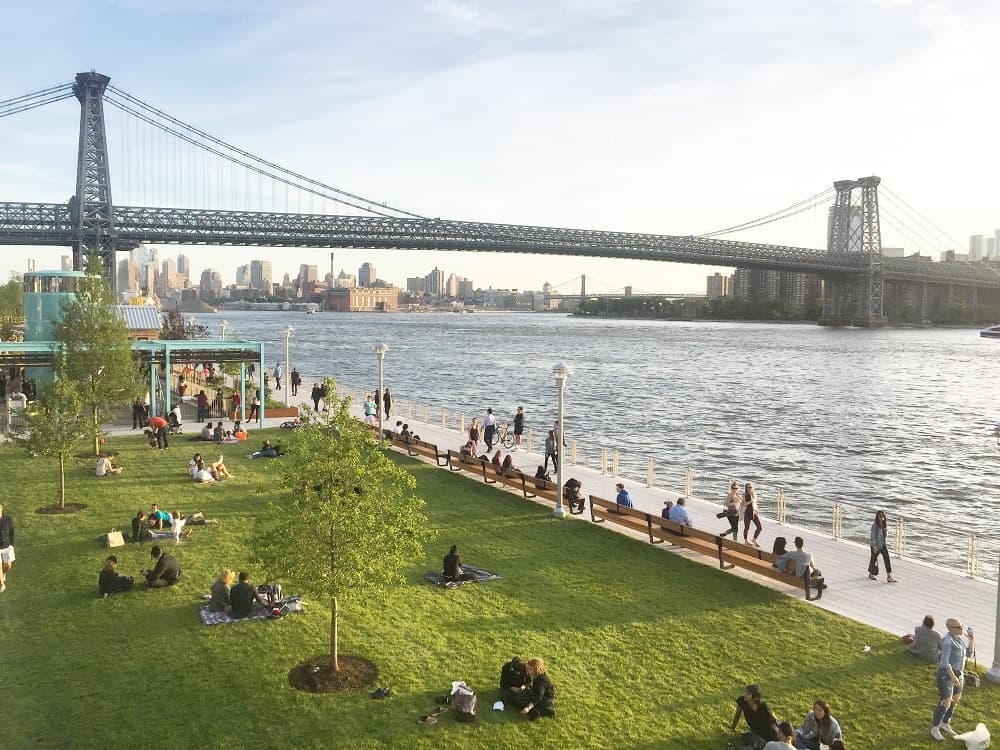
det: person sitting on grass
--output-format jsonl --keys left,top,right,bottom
{"left": 443, "top": 545, "right": 477, "bottom": 583}
{"left": 763, "top": 721, "right": 796, "bottom": 749}
{"left": 250, "top": 440, "right": 278, "bottom": 459}
{"left": 499, "top": 656, "right": 529, "bottom": 706}
{"left": 98, "top": 556, "right": 134, "bottom": 598}
{"left": 95, "top": 452, "right": 124, "bottom": 477}
{"left": 213, "top": 422, "right": 224, "bottom": 442}
{"left": 904, "top": 615, "right": 941, "bottom": 663}
{"left": 793, "top": 699, "right": 842, "bottom": 750}
{"left": 130, "top": 511, "right": 153, "bottom": 543}
{"left": 188, "top": 453, "right": 204, "bottom": 478}
{"left": 229, "top": 571, "right": 270, "bottom": 618}
{"left": 221, "top": 430, "right": 239, "bottom": 443}
{"left": 199, "top": 422, "right": 213, "bottom": 441}
{"left": 730, "top": 684, "right": 779, "bottom": 749}
{"left": 144, "top": 546, "right": 181, "bottom": 589}
{"left": 519, "top": 658, "right": 556, "bottom": 720}
{"left": 208, "top": 568, "right": 234, "bottom": 613}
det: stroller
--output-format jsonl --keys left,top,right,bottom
{"left": 168, "top": 412, "right": 184, "bottom": 435}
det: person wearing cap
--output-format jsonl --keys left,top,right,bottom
{"left": 730, "top": 684, "right": 778, "bottom": 748}
{"left": 930, "top": 617, "right": 974, "bottom": 741}
{"left": 615, "top": 483, "right": 633, "bottom": 510}
{"left": 762, "top": 720, "right": 796, "bottom": 749}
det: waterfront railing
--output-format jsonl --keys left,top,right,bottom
{"left": 334, "top": 382, "right": 999, "bottom": 584}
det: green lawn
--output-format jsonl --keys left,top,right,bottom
{"left": 1, "top": 432, "right": 995, "bottom": 749}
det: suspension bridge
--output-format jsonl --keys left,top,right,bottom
{"left": 2, "top": 71, "right": 998, "bottom": 326}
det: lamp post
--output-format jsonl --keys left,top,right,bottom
{"left": 219, "top": 319, "right": 228, "bottom": 340}
{"left": 552, "top": 362, "right": 573, "bottom": 519}
{"left": 375, "top": 343, "right": 388, "bottom": 440}
{"left": 284, "top": 325, "right": 294, "bottom": 408}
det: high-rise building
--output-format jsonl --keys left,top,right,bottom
{"left": 298, "top": 264, "right": 319, "bottom": 284}
{"left": 446, "top": 273, "right": 460, "bottom": 298}
{"left": 158, "top": 258, "right": 177, "bottom": 293}
{"left": 733, "top": 268, "right": 780, "bottom": 301}
{"left": 425, "top": 267, "right": 444, "bottom": 297}
{"left": 359, "top": 262, "right": 376, "bottom": 288}
{"left": 117, "top": 258, "right": 138, "bottom": 293}
{"left": 458, "top": 278, "right": 475, "bottom": 300}
{"left": 406, "top": 277, "right": 425, "bottom": 294}
{"left": 235, "top": 264, "right": 250, "bottom": 286}
{"left": 987, "top": 237, "right": 997, "bottom": 260}
{"left": 706, "top": 272, "right": 729, "bottom": 299}
{"left": 337, "top": 269, "right": 356, "bottom": 288}
{"left": 969, "top": 235, "right": 984, "bottom": 261}
{"left": 177, "top": 254, "right": 189, "bottom": 275}
{"left": 250, "top": 260, "right": 273, "bottom": 293}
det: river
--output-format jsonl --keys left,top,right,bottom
{"left": 199, "top": 311, "right": 1000, "bottom": 578}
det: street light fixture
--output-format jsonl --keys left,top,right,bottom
{"left": 552, "top": 362, "right": 573, "bottom": 519}
{"left": 219, "top": 319, "right": 228, "bottom": 340}
{"left": 375, "top": 343, "right": 389, "bottom": 440}
{"left": 284, "top": 325, "right": 294, "bottom": 408}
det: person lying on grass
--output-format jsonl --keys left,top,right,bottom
{"left": 193, "top": 458, "right": 232, "bottom": 483}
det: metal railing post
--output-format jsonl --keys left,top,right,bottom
{"left": 646, "top": 458, "right": 654, "bottom": 488}
{"left": 526, "top": 429, "right": 532, "bottom": 452}
{"left": 833, "top": 503, "right": 842, "bottom": 540}
{"left": 777, "top": 488, "right": 786, "bottom": 524}
{"left": 684, "top": 467, "right": 693, "bottom": 497}
{"left": 423, "top": 405, "right": 429, "bottom": 423}
{"left": 460, "top": 414, "right": 465, "bottom": 434}
{"left": 600, "top": 447, "right": 607, "bottom": 475}
{"left": 612, "top": 450, "right": 619, "bottom": 477}
{"left": 894, "top": 517, "right": 905, "bottom": 557}
{"left": 570, "top": 439, "right": 576, "bottom": 465}
{"left": 967, "top": 535, "right": 978, "bottom": 578}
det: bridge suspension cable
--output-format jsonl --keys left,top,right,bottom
{"left": 103, "top": 85, "right": 425, "bottom": 219}
{"left": 698, "top": 187, "right": 834, "bottom": 238}
{"left": 880, "top": 184, "right": 968, "bottom": 253}
{"left": 0, "top": 82, "right": 74, "bottom": 119}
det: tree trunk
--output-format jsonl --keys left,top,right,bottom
{"left": 58, "top": 454, "right": 66, "bottom": 509}
{"left": 91, "top": 404, "right": 100, "bottom": 456}
{"left": 330, "top": 596, "right": 339, "bottom": 672}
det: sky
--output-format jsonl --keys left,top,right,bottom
{"left": 1, "top": 0, "right": 999, "bottom": 294}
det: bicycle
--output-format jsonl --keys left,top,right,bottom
{"left": 488, "top": 422, "right": 516, "bottom": 450}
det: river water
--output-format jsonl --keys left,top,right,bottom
{"left": 202, "top": 311, "right": 1000, "bottom": 578}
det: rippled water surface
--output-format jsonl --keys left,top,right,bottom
{"left": 205, "top": 311, "right": 1000, "bottom": 574}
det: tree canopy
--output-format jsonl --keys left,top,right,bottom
{"left": 254, "top": 387, "right": 431, "bottom": 669}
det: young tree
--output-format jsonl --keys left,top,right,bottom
{"left": 160, "top": 308, "right": 209, "bottom": 340}
{"left": 14, "top": 364, "right": 90, "bottom": 508}
{"left": 255, "top": 387, "right": 432, "bottom": 671}
{"left": 52, "top": 264, "right": 141, "bottom": 455}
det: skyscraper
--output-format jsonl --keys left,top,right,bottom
{"left": 359, "top": 262, "right": 376, "bottom": 288}
{"left": 706, "top": 272, "right": 729, "bottom": 298}
{"left": 425, "top": 267, "right": 444, "bottom": 297}
{"left": 969, "top": 235, "right": 984, "bottom": 261}
{"left": 250, "top": 260, "right": 273, "bottom": 293}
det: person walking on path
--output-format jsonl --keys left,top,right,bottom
{"left": 291, "top": 368, "right": 300, "bottom": 396}
{"left": 131, "top": 398, "right": 146, "bottom": 429}
{"left": 929, "top": 617, "right": 974, "bottom": 740}
{"left": 513, "top": 406, "right": 524, "bottom": 450}
{"left": 868, "top": 510, "right": 897, "bottom": 583}
{"left": 382, "top": 387, "right": 392, "bottom": 419}
{"left": 273, "top": 362, "right": 283, "bottom": 391}
{"left": 468, "top": 418, "right": 481, "bottom": 455}
{"left": 483, "top": 408, "right": 497, "bottom": 449}
{"left": 544, "top": 430, "right": 558, "bottom": 473}
{"left": 0, "top": 503, "right": 14, "bottom": 593}
{"left": 719, "top": 481, "right": 741, "bottom": 539}
{"left": 742, "top": 482, "right": 763, "bottom": 547}
{"left": 311, "top": 384, "right": 322, "bottom": 412}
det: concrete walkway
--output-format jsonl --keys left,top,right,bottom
{"left": 113, "top": 375, "right": 999, "bottom": 670}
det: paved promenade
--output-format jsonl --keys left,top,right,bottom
{"left": 114, "top": 376, "right": 998, "bottom": 670}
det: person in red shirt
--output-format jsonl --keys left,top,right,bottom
{"left": 196, "top": 390, "right": 209, "bottom": 422}
{"left": 148, "top": 415, "right": 169, "bottom": 449}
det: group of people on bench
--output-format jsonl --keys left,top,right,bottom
{"left": 498, "top": 656, "right": 556, "bottom": 721}
{"left": 772, "top": 536, "right": 824, "bottom": 583}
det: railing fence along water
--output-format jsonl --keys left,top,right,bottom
{"left": 332, "top": 382, "right": 998, "bottom": 583}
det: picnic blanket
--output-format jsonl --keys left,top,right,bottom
{"left": 198, "top": 603, "right": 271, "bottom": 626}
{"left": 425, "top": 564, "right": 501, "bottom": 588}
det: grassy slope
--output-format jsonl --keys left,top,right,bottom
{"left": 1, "top": 432, "right": 995, "bottom": 749}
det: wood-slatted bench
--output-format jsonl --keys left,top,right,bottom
{"left": 588, "top": 495, "right": 826, "bottom": 600}
{"left": 381, "top": 430, "right": 448, "bottom": 467}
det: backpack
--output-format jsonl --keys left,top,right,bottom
{"left": 257, "top": 583, "right": 282, "bottom": 605}
{"left": 453, "top": 688, "right": 477, "bottom": 722}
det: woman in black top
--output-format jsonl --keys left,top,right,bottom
{"left": 513, "top": 407, "right": 524, "bottom": 449}
{"left": 443, "top": 545, "right": 475, "bottom": 583}
{"left": 99, "top": 556, "right": 134, "bottom": 597}
{"left": 520, "top": 658, "right": 555, "bottom": 720}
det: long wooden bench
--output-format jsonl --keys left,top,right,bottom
{"left": 588, "top": 494, "right": 825, "bottom": 600}
{"left": 445, "top": 450, "right": 560, "bottom": 505}
{"left": 382, "top": 429, "right": 448, "bottom": 467}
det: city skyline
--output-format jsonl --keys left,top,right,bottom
{"left": 2, "top": 2, "right": 999, "bottom": 291}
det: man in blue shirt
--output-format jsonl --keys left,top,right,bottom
{"left": 668, "top": 497, "right": 693, "bottom": 527}
{"left": 615, "top": 483, "right": 633, "bottom": 510}
{"left": 930, "top": 617, "right": 974, "bottom": 741}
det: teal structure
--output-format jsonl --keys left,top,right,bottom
{"left": 23, "top": 270, "right": 84, "bottom": 342}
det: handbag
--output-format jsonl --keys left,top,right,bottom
{"left": 868, "top": 558, "right": 879, "bottom": 576}
{"left": 106, "top": 529, "right": 125, "bottom": 548}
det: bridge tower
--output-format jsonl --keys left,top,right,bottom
{"left": 820, "top": 176, "right": 885, "bottom": 327}
{"left": 71, "top": 71, "right": 117, "bottom": 290}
